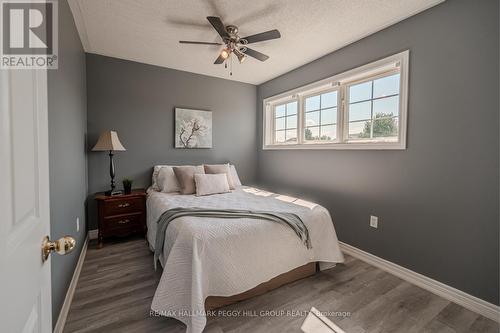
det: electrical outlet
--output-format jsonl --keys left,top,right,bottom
{"left": 76, "top": 217, "right": 80, "bottom": 232}
{"left": 370, "top": 215, "right": 378, "bottom": 228}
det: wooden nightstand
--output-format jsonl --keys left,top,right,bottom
{"left": 95, "top": 189, "right": 147, "bottom": 247}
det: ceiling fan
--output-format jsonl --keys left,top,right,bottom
{"left": 179, "top": 16, "right": 281, "bottom": 72}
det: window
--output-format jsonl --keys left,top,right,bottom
{"left": 263, "top": 51, "right": 409, "bottom": 150}
{"left": 347, "top": 73, "right": 400, "bottom": 142}
{"left": 304, "top": 90, "right": 338, "bottom": 142}
{"left": 273, "top": 101, "right": 298, "bottom": 143}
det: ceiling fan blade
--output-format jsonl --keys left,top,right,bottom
{"left": 207, "top": 16, "right": 229, "bottom": 39}
{"left": 242, "top": 47, "right": 269, "bottom": 61}
{"left": 179, "top": 41, "right": 222, "bottom": 45}
{"left": 214, "top": 54, "right": 226, "bottom": 64}
{"left": 241, "top": 29, "right": 281, "bottom": 44}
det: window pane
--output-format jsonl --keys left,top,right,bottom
{"left": 305, "top": 126, "right": 320, "bottom": 141}
{"left": 349, "top": 101, "right": 371, "bottom": 121}
{"left": 320, "top": 125, "right": 336, "bottom": 140}
{"left": 286, "top": 101, "right": 297, "bottom": 115}
{"left": 373, "top": 116, "right": 398, "bottom": 138}
{"left": 373, "top": 74, "right": 400, "bottom": 98}
{"left": 285, "top": 129, "right": 297, "bottom": 142}
{"left": 348, "top": 120, "right": 371, "bottom": 139}
{"left": 305, "top": 95, "right": 320, "bottom": 112}
{"left": 305, "top": 111, "right": 320, "bottom": 127}
{"left": 275, "top": 130, "right": 286, "bottom": 143}
{"left": 286, "top": 115, "right": 297, "bottom": 129}
{"left": 275, "top": 104, "right": 285, "bottom": 118}
{"left": 321, "top": 107, "right": 337, "bottom": 125}
{"left": 373, "top": 95, "right": 399, "bottom": 118}
{"left": 349, "top": 81, "right": 372, "bottom": 103}
{"left": 321, "top": 91, "right": 337, "bottom": 108}
{"left": 275, "top": 117, "right": 285, "bottom": 130}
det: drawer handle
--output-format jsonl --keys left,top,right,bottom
{"left": 117, "top": 219, "right": 130, "bottom": 224}
{"left": 118, "top": 203, "right": 130, "bottom": 208}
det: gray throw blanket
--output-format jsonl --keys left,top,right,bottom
{"left": 154, "top": 207, "right": 311, "bottom": 268}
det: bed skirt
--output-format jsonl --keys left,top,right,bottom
{"left": 205, "top": 262, "right": 317, "bottom": 310}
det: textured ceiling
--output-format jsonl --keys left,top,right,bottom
{"left": 68, "top": 0, "right": 444, "bottom": 85}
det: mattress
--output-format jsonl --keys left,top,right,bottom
{"left": 146, "top": 186, "right": 344, "bottom": 333}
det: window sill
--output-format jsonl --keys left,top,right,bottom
{"left": 262, "top": 141, "right": 406, "bottom": 150}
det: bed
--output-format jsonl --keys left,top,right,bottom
{"left": 147, "top": 186, "right": 344, "bottom": 333}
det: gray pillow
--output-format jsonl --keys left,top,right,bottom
{"left": 204, "top": 163, "right": 235, "bottom": 189}
{"left": 172, "top": 165, "right": 205, "bottom": 194}
{"left": 194, "top": 174, "right": 230, "bottom": 196}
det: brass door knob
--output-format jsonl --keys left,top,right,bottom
{"left": 42, "top": 236, "right": 76, "bottom": 262}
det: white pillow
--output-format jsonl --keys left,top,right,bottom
{"left": 151, "top": 165, "right": 168, "bottom": 191}
{"left": 157, "top": 166, "right": 180, "bottom": 193}
{"left": 194, "top": 174, "right": 230, "bottom": 196}
{"left": 204, "top": 164, "right": 234, "bottom": 189}
{"left": 229, "top": 164, "right": 242, "bottom": 186}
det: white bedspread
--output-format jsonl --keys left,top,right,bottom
{"left": 147, "top": 186, "right": 344, "bottom": 333}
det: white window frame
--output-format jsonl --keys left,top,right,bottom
{"left": 263, "top": 50, "right": 409, "bottom": 150}
{"left": 271, "top": 98, "right": 299, "bottom": 145}
{"left": 301, "top": 86, "right": 341, "bottom": 144}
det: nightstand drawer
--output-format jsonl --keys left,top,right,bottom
{"left": 105, "top": 212, "right": 142, "bottom": 230}
{"left": 102, "top": 197, "right": 144, "bottom": 216}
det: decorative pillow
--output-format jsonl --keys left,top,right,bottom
{"left": 157, "top": 166, "right": 181, "bottom": 193}
{"left": 194, "top": 174, "right": 230, "bottom": 196}
{"left": 172, "top": 165, "right": 205, "bottom": 194}
{"left": 152, "top": 164, "right": 203, "bottom": 192}
{"left": 204, "top": 164, "right": 235, "bottom": 189}
{"left": 229, "top": 164, "right": 242, "bottom": 187}
{"left": 151, "top": 165, "right": 168, "bottom": 191}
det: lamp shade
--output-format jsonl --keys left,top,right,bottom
{"left": 92, "top": 131, "right": 126, "bottom": 151}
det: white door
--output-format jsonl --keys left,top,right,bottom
{"left": 0, "top": 67, "right": 52, "bottom": 332}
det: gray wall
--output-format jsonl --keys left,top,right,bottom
{"left": 256, "top": 0, "right": 499, "bottom": 305}
{"left": 86, "top": 54, "right": 257, "bottom": 229}
{"left": 48, "top": 0, "right": 87, "bottom": 324}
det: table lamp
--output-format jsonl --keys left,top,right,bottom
{"left": 92, "top": 130, "right": 126, "bottom": 196}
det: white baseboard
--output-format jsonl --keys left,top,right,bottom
{"left": 339, "top": 241, "right": 500, "bottom": 322}
{"left": 53, "top": 236, "right": 89, "bottom": 333}
{"left": 88, "top": 229, "right": 98, "bottom": 240}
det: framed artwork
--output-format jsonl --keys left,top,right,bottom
{"left": 175, "top": 108, "right": 212, "bottom": 148}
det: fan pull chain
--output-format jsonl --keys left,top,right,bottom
{"left": 230, "top": 54, "right": 233, "bottom": 76}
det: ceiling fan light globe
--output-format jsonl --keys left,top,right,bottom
{"left": 237, "top": 53, "right": 246, "bottom": 64}
{"left": 233, "top": 48, "right": 245, "bottom": 63}
{"left": 220, "top": 48, "right": 230, "bottom": 59}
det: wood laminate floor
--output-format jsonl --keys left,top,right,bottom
{"left": 64, "top": 237, "right": 499, "bottom": 333}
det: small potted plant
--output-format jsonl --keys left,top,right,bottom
{"left": 122, "top": 178, "right": 133, "bottom": 194}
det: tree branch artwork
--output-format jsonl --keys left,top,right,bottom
{"left": 177, "top": 113, "right": 210, "bottom": 148}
